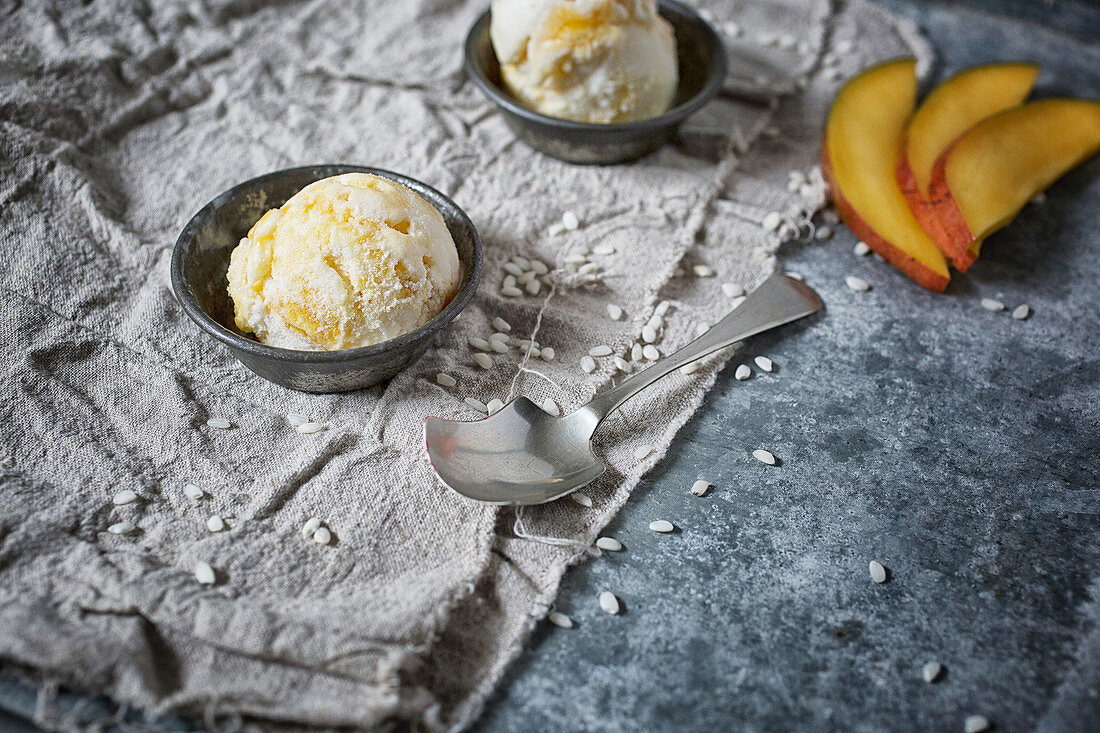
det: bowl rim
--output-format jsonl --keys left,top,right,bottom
{"left": 463, "top": 0, "right": 729, "bottom": 133}
{"left": 170, "top": 164, "right": 483, "bottom": 364}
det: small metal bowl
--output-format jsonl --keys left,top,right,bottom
{"left": 170, "top": 164, "right": 482, "bottom": 393}
{"left": 464, "top": 0, "right": 728, "bottom": 164}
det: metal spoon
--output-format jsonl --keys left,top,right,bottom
{"left": 425, "top": 273, "right": 822, "bottom": 505}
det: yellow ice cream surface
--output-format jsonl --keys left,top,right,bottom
{"left": 491, "top": 0, "right": 678, "bottom": 124}
{"left": 227, "top": 173, "right": 461, "bottom": 351}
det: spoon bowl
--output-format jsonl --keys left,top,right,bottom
{"left": 426, "top": 397, "right": 604, "bottom": 505}
{"left": 426, "top": 274, "right": 823, "bottom": 505}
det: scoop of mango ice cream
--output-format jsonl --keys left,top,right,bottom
{"left": 227, "top": 173, "right": 461, "bottom": 351}
{"left": 489, "top": 0, "right": 678, "bottom": 124}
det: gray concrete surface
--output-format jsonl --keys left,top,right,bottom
{"left": 474, "top": 2, "right": 1100, "bottom": 731}
{"left": 2, "top": 1, "right": 1098, "bottom": 731}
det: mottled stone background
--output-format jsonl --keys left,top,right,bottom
{"left": 2, "top": 0, "right": 1099, "bottom": 731}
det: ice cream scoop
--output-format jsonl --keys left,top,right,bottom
{"left": 227, "top": 173, "right": 461, "bottom": 351}
{"left": 489, "top": 0, "right": 678, "bottom": 124}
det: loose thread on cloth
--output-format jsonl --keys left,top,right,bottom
{"left": 507, "top": 279, "right": 558, "bottom": 402}
{"left": 512, "top": 506, "right": 591, "bottom": 552}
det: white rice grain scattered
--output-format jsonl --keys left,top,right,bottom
{"left": 469, "top": 336, "right": 491, "bottom": 350}
{"left": 752, "top": 449, "right": 777, "bottom": 465}
{"left": 589, "top": 345, "right": 613, "bottom": 357}
{"left": 754, "top": 356, "right": 774, "bottom": 372}
{"left": 113, "top": 490, "right": 138, "bottom": 506}
{"left": 869, "top": 560, "right": 887, "bottom": 583}
{"left": 1012, "top": 304, "right": 1031, "bottom": 320}
{"left": 512, "top": 255, "right": 530, "bottom": 269}
{"left": 655, "top": 300, "right": 671, "bottom": 317}
{"left": 642, "top": 325, "right": 658, "bottom": 343}
{"left": 634, "top": 445, "right": 654, "bottom": 460}
{"left": 570, "top": 492, "right": 593, "bottom": 508}
{"left": 541, "top": 398, "right": 560, "bottom": 416}
{"left": 302, "top": 517, "right": 322, "bottom": 538}
{"left": 526, "top": 279, "right": 541, "bottom": 295}
{"left": 541, "top": 347, "right": 556, "bottom": 361}
{"left": 648, "top": 520, "right": 674, "bottom": 533}
{"left": 563, "top": 253, "right": 588, "bottom": 265}
{"left": 580, "top": 355, "right": 597, "bottom": 373}
{"left": 596, "top": 537, "right": 623, "bottom": 552}
{"left": 486, "top": 398, "right": 505, "bottom": 415}
{"left": 647, "top": 315, "right": 663, "bottom": 331}
{"left": 785, "top": 272, "right": 804, "bottom": 281}
{"left": 296, "top": 422, "right": 325, "bottom": 434}
{"left": 436, "top": 373, "right": 457, "bottom": 388}
{"left": 721, "top": 283, "right": 745, "bottom": 298}
{"left": 680, "top": 362, "right": 701, "bottom": 375}
{"left": 606, "top": 303, "right": 623, "bottom": 320}
{"left": 194, "top": 561, "right": 216, "bottom": 585}
{"left": 579, "top": 262, "right": 601, "bottom": 276}
{"left": 503, "top": 274, "right": 517, "bottom": 290}
{"left": 643, "top": 345, "right": 660, "bottom": 361}
{"left": 206, "top": 417, "right": 231, "bottom": 430}
{"left": 846, "top": 275, "right": 871, "bottom": 292}
{"left": 183, "top": 483, "right": 204, "bottom": 501}
{"left": 464, "top": 397, "right": 488, "bottom": 413}
{"left": 735, "top": 364, "right": 752, "bottom": 381}
{"left": 562, "top": 210, "right": 580, "bottom": 230}
{"left": 598, "top": 591, "right": 621, "bottom": 615}
{"left": 501, "top": 285, "right": 523, "bottom": 297}
{"left": 853, "top": 241, "right": 871, "bottom": 256}
{"left": 593, "top": 243, "right": 616, "bottom": 256}
{"left": 490, "top": 339, "right": 509, "bottom": 354}
{"left": 690, "top": 480, "right": 710, "bottom": 497}
{"left": 287, "top": 413, "right": 308, "bottom": 427}
{"left": 492, "top": 317, "right": 512, "bottom": 332}
{"left": 206, "top": 515, "right": 225, "bottom": 533}
{"left": 313, "top": 527, "right": 332, "bottom": 545}
{"left": 474, "top": 352, "right": 493, "bottom": 370}
{"left": 631, "top": 343, "right": 644, "bottom": 362}
{"left": 815, "top": 225, "right": 833, "bottom": 240}
{"left": 614, "top": 356, "right": 631, "bottom": 372}
{"left": 695, "top": 322, "right": 710, "bottom": 337}
{"left": 108, "top": 522, "right": 136, "bottom": 535}
{"left": 530, "top": 260, "right": 549, "bottom": 275}
{"left": 548, "top": 610, "right": 574, "bottom": 628}
{"left": 980, "top": 297, "right": 1005, "bottom": 312}
{"left": 964, "top": 716, "right": 990, "bottom": 733}
{"left": 502, "top": 262, "right": 524, "bottom": 277}
{"left": 693, "top": 264, "right": 716, "bottom": 278}
{"left": 762, "top": 212, "right": 783, "bottom": 232}
{"left": 548, "top": 222, "right": 566, "bottom": 237}
{"left": 922, "top": 661, "right": 942, "bottom": 683}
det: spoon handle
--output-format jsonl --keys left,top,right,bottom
{"left": 583, "top": 273, "right": 822, "bottom": 422}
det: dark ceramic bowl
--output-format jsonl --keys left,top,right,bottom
{"left": 464, "top": 0, "right": 728, "bottom": 164}
{"left": 171, "top": 165, "right": 482, "bottom": 393}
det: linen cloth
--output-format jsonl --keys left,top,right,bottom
{"left": 0, "top": 0, "right": 929, "bottom": 729}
